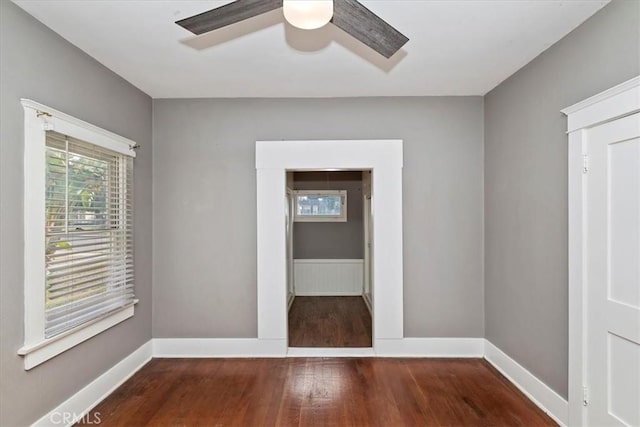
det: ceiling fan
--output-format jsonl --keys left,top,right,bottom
{"left": 176, "top": 0, "right": 409, "bottom": 58}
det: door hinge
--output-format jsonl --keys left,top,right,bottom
{"left": 583, "top": 154, "right": 589, "bottom": 174}
{"left": 583, "top": 386, "right": 589, "bottom": 407}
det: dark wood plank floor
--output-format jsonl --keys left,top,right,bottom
{"left": 80, "top": 358, "right": 557, "bottom": 426}
{"left": 288, "top": 296, "right": 372, "bottom": 347}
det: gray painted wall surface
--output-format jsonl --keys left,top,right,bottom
{"left": 0, "top": 3, "right": 153, "bottom": 425}
{"left": 153, "top": 97, "right": 484, "bottom": 339}
{"left": 484, "top": 0, "right": 639, "bottom": 398}
{"left": 293, "top": 171, "right": 364, "bottom": 259}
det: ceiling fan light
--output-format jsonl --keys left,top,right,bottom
{"left": 283, "top": 0, "right": 333, "bottom": 30}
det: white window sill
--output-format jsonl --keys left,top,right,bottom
{"left": 18, "top": 302, "right": 137, "bottom": 370}
{"left": 293, "top": 216, "right": 347, "bottom": 222}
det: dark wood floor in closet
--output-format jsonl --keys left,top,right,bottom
{"left": 288, "top": 296, "right": 372, "bottom": 347}
{"left": 80, "top": 358, "right": 557, "bottom": 426}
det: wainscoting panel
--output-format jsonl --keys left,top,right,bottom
{"left": 294, "top": 259, "right": 363, "bottom": 296}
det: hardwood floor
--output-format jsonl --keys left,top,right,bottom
{"left": 288, "top": 296, "right": 372, "bottom": 347}
{"left": 81, "top": 358, "right": 557, "bottom": 426}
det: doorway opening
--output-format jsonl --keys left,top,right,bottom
{"left": 255, "top": 139, "right": 403, "bottom": 356}
{"left": 286, "top": 171, "right": 373, "bottom": 347}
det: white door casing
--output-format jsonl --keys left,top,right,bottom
{"left": 286, "top": 189, "right": 295, "bottom": 308}
{"left": 363, "top": 169, "right": 373, "bottom": 312}
{"left": 586, "top": 113, "right": 640, "bottom": 426}
{"left": 563, "top": 76, "right": 640, "bottom": 426}
{"left": 256, "top": 140, "right": 403, "bottom": 352}
{"left": 363, "top": 193, "right": 373, "bottom": 312}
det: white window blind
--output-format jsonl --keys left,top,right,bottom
{"left": 44, "top": 131, "right": 134, "bottom": 338}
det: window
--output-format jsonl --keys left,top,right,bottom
{"left": 44, "top": 131, "right": 134, "bottom": 338}
{"left": 293, "top": 190, "right": 347, "bottom": 222}
{"left": 19, "top": 99, "right": 137, "bottom": 369}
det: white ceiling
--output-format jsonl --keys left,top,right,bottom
{"left": 14, "top": 0, "right": 609, "bottom": 98}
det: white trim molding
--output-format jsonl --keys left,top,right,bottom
{"left": 562, "top": 75, "right": 640, "bottom": 426}
{"left": 484, "top": 341, "right": 568, "bottom": 426}
{"left": 363, "top": 293, "right": 372, "bottom": 315}
{"left": 153, "top": 338, "right": 287, "bottom": 357}
{"left": 32, "top": 341, "right": 152, "bottom": 427}
{"left": 29, "top": 337, "right": 573, "bottom": 425}
{"left": 561, "top": 76, "right": 640, "bottom": 133}
{"left": 21, "top": 99, "right": 137, "bottom": 156}
{"left": 153, "top": 338, "right": 484, "bottom": 358}
{"left": 376, "top": 338, "right": 485, "bottom": 357}
{"left": 19, "top": 304, "right": 136, "bottom": 370}
{"left": 152, "top": 338, "right": 484, "bottom": 358}
{"left": 255, "top": 139, "right": 404, "bottom": 351}
{"left": 20, "top": 99, "right": 138, "bottom": 370}
{"left": 287, "top": 347, "right": 376, "bottom": 357}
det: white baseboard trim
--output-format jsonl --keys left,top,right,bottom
{"left": 153, "top": 338, "right": 287, "bottom": 357}
{"left": 484, "top": 340, "right": 568, "bottom": 426}
{"left": 153, "top": 338, "right": 485, "bottom": 358}
{"left": 294, "top": 291, "right": 362, "bottom": 296}
{"left": 288, "top": 347, "right": 375, "bottom": 357}
{"left": 363, "top": 293, "right": 372, "bottom": 315}
{"left": 287, "top": 293, "right": 295, "bottom": 311}
{"left": 32, "top": 340, "right": 152, "bottom": 427}
{"left": 375, "top": 338, "right": 485, "bottom": 357}
{"left": 30, "top": 337, "right": 569, "bottom": 427}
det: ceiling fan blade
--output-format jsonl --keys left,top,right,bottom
{"left": 331, "top": 0, "right": 408, "bottom": 58}
{"left": 176, "top": 0, "right": 283, "bottom": 35}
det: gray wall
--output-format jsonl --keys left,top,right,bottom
{"left": 1, "top": 0, "right": 629, "bottom": 415}
{"left": 293, "top": 171, "right": 363, "bottom": 259}
{"left": 484, "top": 0, "right": 639, "bottom": 399}
{"left": 153, "top": 97, "right": 484, "bottom": 339}
{"left": 0, "top": 2, "right": 153, "bottom": 425}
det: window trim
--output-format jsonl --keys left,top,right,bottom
{"left": 18, "top": 99, "right": 137, "bottom": 370}
{"left": 293, "top": 190, "right": 347, "bottom": 222}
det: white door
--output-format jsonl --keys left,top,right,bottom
{"left": 586, "top": 112, "right": 640, "bottom": 426}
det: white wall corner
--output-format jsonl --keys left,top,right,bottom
{"left": 484, "top": 340, "right": 569, "bottom": 426}
{"left": 32, "top": 340, "right": 152, "bottom": 427}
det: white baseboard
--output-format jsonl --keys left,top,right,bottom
{"left": 152, "top": 338, "right": 485, "bottom": 358}
{"left": 29, "top": 337, "right": 569, "bottom": 427}
{"left": 375, "top": 338, "right": 485, "bottom": 357}
{"left": 484, "top": 340, "right": 568, "bottom": 426}
{"left": 363, "top": 293, "right": 372, "bottom": 315}
{"left": 32, "top": 340, "right": 152, "bottom": 427}
{"left": 288, "top": 347, "right": 375, "bottom": 357}
{"left": 287, "top": 293, "right": 295, "bottom": 311}
{"left": 152, "top": 338, "right": 287, "bottom": 357}
{"left": 294, "top": 291, "right": 362, "bottom": 296}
